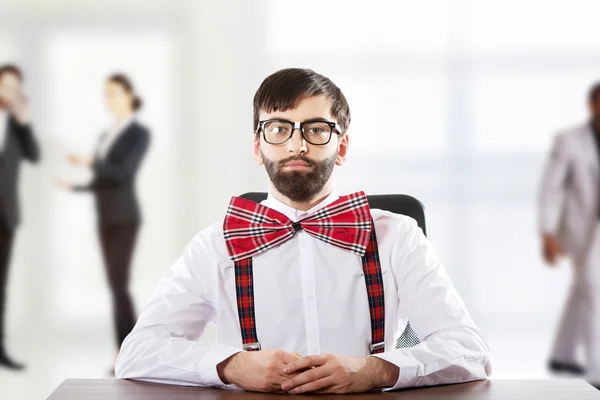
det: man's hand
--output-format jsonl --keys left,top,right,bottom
{"left": 11, "top": 92, "right": 29, "bottom": 124}
{"left": 542, "top": 234, "right": 562, "bottom": 266}
{"left": 66, "top": 153, "right": 94, "bottom": 167}
{"left": 217, "top": 349, "right": 302, "bottom": 392}
{"left": 55, "top": 179, "right": 74, "bottom": 191}
{"left": 280, "top": 354, "right": 399, "bottom": 394}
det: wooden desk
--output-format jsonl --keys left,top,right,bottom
{"left": 47, "top": 379, "right": 600, "bottom": 399}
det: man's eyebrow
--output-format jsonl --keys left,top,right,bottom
{"left": 303, "top": 117, "right": 330, "bottom": 121}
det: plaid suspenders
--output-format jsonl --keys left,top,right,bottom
{"left": 233, "top": 218, "right": 385, "bottom": 354}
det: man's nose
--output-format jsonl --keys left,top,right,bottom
{"left": 287, "top": 127, "right": 307, "bottom": 154}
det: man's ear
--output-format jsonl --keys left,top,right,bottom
{"left": 253, "top": 134, "right": 264, "bottom": 165}
{"left": 336, "top": 134, "right": 349, "bottom": 166}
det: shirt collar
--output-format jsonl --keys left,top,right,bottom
{"left": 262, "top": 188, "right": 340, "bottom": 222}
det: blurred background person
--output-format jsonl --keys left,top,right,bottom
{"left": 538, "top": 82, "right": 600, "bottom": 389}
{"left": 0, "top": 64, "right": 40, "bottom": 371}
{"left": 57, "top": 74, "right": 150, "bottom": 362}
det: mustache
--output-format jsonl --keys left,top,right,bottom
{"left": 277, "top": 155, "right": 316, "bottom": 168}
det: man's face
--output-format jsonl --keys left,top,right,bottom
{"left": 254, "top": 95, "right": 349, "bottom": 202}
{"left": 0, "top": 73, "right": 22, "bottom": 108}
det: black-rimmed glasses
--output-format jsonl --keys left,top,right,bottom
{"left": 257, "top": 119, "right": 342, "bottom": 145}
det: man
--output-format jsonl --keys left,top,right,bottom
{"left": 0, "top": 64, "right": 41, "bottom": 371}
{"left": 115, "top": 68, "right": 491, "bottom": 393}
{"left": 539, "top": 82, "right": 600, "bottom": 389}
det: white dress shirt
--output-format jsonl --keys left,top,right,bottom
{"left": 115, "top": 189, "right": 492, "bottom": 391}
{"left": 0, "top": 109, "right": 9, "bottom": 151}
{"left": 97, "top": 116, "right": 134, "bottom": 159}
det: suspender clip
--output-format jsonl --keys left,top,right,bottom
{"left": 369, "top": 342, "right": 385, "bottom": 353}
{"left": 243, "top": 342, "right": 262, "bottom": 351}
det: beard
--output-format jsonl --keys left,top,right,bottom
{"left": 262, "top": 151, "right": 337, "bottom": 203}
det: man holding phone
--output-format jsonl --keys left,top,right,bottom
{"left": 0, "top": 64, "right": 40, "bottom": 371}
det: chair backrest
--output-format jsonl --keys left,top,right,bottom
{"left": 239, "top": 192, "right": 427, "bottom": 237}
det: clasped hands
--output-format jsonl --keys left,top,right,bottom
{"left": 216, "top": 349, "right": 398, "bottom": 394}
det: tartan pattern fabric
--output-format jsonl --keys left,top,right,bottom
{"left": 234, "top": 258, "right": 259, "bottom": 347}
{"left": 224, "top": 192, "right": 372, "bottom": 262}
{"left": 395, "top": 321, "right": 421, "bottom": 349}
{"left": 362, "top": 218, "right": 385, "bottom": 354}
{"left": 230, "top": 206, "right": 385, "bottom": 354}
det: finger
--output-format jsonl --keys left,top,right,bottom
{"left": 281, "top": 365, "right": 330, "bottom": 392}
{"left": 280, "top": 352, "right": 303, "bottom": 365}
{"left": 287, "top": 376, "right": 336, "bottom": 395}
{"left": 283, "top": 354, "right": 328, "bottom": 374}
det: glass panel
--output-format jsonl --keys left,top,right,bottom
{"left": 266, "top": 0, "right": 447, "bottom": 55}
{"left": 466, "top": 0, "right": 600, "bottom": 52}
{"left": 469, "top": 69, "right": 598, "bottom": 151}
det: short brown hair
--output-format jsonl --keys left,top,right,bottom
{"left": 253, "top": 68, "right": 351, "bottom": 135}
{"left": 0, "top": 64, "right": 23, "bottom": 81}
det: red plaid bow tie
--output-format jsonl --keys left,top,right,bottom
{"left": 223, "top": 192, "right": 372, "bottom": 262}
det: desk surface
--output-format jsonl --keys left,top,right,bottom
{"left": 47, "top": 379, "right": 600, "bottom": 400}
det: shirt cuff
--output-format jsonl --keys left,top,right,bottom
{"left": 198, "top": 345, "right": 243, "bottom": 389}
{"left": 370, "top": 351, "right": 419, "bottom": 391}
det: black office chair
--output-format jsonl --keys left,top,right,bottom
{"left": 240, "top": 192, "right": 427, "bottom": 237}
{"left": 240, "top": 192, "right": 425, "bottom": 349}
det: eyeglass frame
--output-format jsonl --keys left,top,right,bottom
{"left": 257, "top": 118, "right": 343, "bottom": 146}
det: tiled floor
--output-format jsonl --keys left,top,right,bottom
{"left": 1, "top": 328, "right": 118, "bottom": 399}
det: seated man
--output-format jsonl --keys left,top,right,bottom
{"left": 115, "top": 68, "right": 492, "bottom": 394}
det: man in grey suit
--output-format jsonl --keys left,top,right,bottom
{"left": 0, "top": 64, "right": 40, "bottom": 371}
{"left": 538, "top": 82, "right": 600, "bottom": 389}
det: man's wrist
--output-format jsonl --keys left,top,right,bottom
{"left": 366, "top": 356, "right": 399, "bottom": 389}
{"left": 217, "top": 351, "right": 245, "bottom": 385}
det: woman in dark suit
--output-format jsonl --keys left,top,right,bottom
{"left": 58, "top": 74, "right": 150, "bottom": 349}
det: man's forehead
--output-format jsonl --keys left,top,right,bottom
{"left": 260, "top": 95, "right": 332, "bottom": 118}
